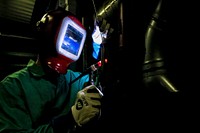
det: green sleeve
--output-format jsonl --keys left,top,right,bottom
{"left": 0, "top": 69, "right": 89, "bottom": 133}
{"left": 0, "top": 77, "right": 54, "bottom": 133}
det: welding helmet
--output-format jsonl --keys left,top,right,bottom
{"left": 36, "top": 8, "right": 86, "bottom": 74}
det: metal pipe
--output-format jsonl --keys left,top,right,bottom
{"left": 96, "top": 0, "right": 121, "bottom": 19}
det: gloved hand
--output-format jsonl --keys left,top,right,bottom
{"left": 92, "top": 17, "right": 114, "bottom": 45}
{"left": 92, "top": 25, "right": 102, "bottom": 59}
{"left": 71, "top": 84, "right": 103, "bottom": 127}
{"left": 92, "top": 18, "right": 114, "bottom": 59}
{"left": 92, "top": 25, "right": 103, "bottom": 45}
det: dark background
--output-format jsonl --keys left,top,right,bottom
{"left": 0, "top": 0, "right": 199, "bottom": 132}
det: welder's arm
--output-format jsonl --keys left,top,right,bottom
{"left": 92, "top": 18, "right": 114, "bottom": 60}
{"left": 51, "top": 85, "right": 102, "bottom": 132}
{"left": 92, "top": 25, "right": 103, "bottom": 59}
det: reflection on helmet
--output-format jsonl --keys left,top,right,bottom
{"left": 36, "top": 8, "right": 87, "bottom": 74}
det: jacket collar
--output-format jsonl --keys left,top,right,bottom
{"left": 27, "top": 59, "right": 46, "bottom": 77}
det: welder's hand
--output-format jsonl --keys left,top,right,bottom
{"left": 71, "top": 85, "right": 102, "bottom": 127}
{"left": 92, "top": 17, "right": 114, "bottom": 44}
{"left": 96, "top": 17, "right": 114, "bottom": 41}
{"left": 92, "top": 25, "right": 103, "bottom": 45}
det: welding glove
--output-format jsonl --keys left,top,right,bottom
{"left": 71, "top": 84, "right": 102, "bottom": 127}
{"left": 92, "top": 25, "right": 103, "bottom": 45}
{"left": 92, "top": 18, "right": 114, "bottom": 59}
{"left": 92, "top": 25, "right": 102, "bottom": 59}
{"left": 95, "top": 16, "right": 114, "bottom": 41}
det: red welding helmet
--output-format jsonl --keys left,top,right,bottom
{"left": 36, "top": 8, "right": 86, "bottom": 74}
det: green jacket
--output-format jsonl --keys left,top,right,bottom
{"left": 0, "top": 59, "right": 89, "bottom": 132}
